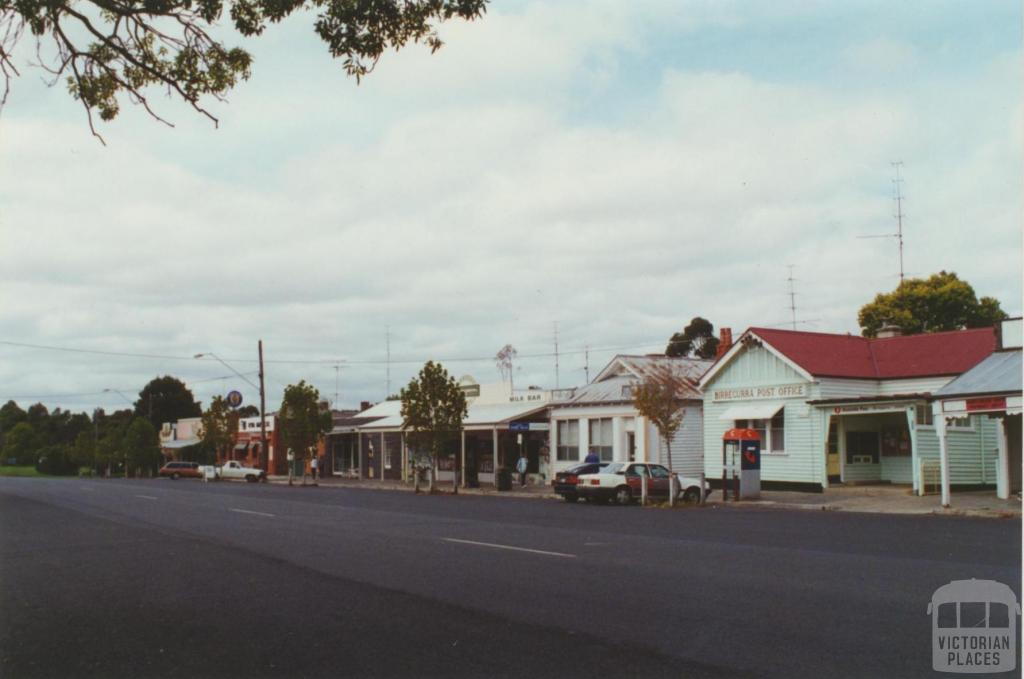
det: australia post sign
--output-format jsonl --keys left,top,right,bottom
{"left": 712, "top": 383, "right": 807, "bottom": 402}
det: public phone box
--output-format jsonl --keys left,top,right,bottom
{"left": 722, "top": 428, "right": 761, "bottom": 500}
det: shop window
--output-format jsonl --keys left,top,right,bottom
{"left": 881, "top": 427, "right": 911, "bottom": 456}
{"left": 383, "top": 433, "right": 401, "bottom": 470}
{"left": 556, "top": 420, "right": 579, "bottom": 461}
{"left": 845, "top": 431, "right": 880, "bottom": 465}
{"left": 589, "top": 418, "right": 614, "bottom": 461}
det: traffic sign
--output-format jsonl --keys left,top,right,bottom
{"left": 226, "top": 390, "right": 243, "bottom": 408}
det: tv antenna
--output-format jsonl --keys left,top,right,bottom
{"left": 786, "top": 265, "right": 798, "bottom": 330}
{"left": 553, "top": 321, "right": 560, "bottom": 389}
{"left": 385, "top": 326, "right": 391, "bottom": 398}
{"left": 858, "top": 161, "right": 906, "bottom": 284}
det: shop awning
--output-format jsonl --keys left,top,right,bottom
{"left": 718, "top": 402, "right": 784, "bottom": 421}
{"left": 233, "top": 443, "right": 248, "bottom": 451}
{"left": 161, "top": 438, "right": 200, "bottom": 449}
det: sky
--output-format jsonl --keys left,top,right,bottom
{"left": 1, "top": 0, "right": 1021, "bottom": 417}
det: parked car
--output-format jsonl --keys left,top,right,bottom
{"left": 217, "top": 460, "right": 267, "bottom": 483}
{"left": 159, "top": 461, "right": 202, "bottom": 480}
{"left": 553, "top": 462, "right": 607, "bottom": 502}
{"left": 576, "top": 462, "right": 706, "bottom": 505}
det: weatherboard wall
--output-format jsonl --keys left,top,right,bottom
{"left": 702, "top": 342, "right": 825, "bottom": 486}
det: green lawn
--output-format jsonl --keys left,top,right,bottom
{"left": 0, "top": 466, "right": 46, "bottom": 477}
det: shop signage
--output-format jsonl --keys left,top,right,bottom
{"left": 509, "top": 422, "right": 529, "bottom": 432}
{"left": 510, "top": 393, "right": 546, "bottom": 402}
{"left": 965, "top": 396, "right": 1006, "bottom": 412}
{"left": 226, "top": 390, "right": 243, "bottom": 408}
{"left": 712, "top": 383, "right": 807, "bottom": 402}
{"left": 832, "top": 403, "right": 909, "bottom": 415}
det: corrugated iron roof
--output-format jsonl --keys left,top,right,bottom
{"left": 749, "top": 327, "right": 996, "bottom": 379}
{"left": 933, "top": 350, "right": 1023, "bottom": 398}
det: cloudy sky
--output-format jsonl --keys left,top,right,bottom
{"left": 1, "top": 0, "right": 1020, "bottom": 416}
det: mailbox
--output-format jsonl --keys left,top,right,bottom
{"left": 722, "top": 428, "right": 761, "bottom": 500}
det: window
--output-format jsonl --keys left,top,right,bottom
{"left": 589, "top": 418, "right": 614, "bottom": 461}
{"left": 736, "top": 409, "right": 785, "bottom": 453}
{"left": 556, "top": 420, "right": 579, "bottom": 461}
{"left": 948, "top": 415, "right": 973, "bottom": 430}
{"left": 916, "top": 405, "right": 933, "bottom": 426}
{"left": 769, "top": 411, "right": 785, "bottom": 453}
{"left": 383, "top": 433, "right": 401, "bottom": 471}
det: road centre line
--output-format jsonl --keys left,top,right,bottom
{"left": 230, "top": 508, "right": 275, "bottom": 518}
{"left": 441, "top": 538, "right": 576, "bottom": 559}
{"left": 134, "top": 495, "right": 158, "bottom": 500}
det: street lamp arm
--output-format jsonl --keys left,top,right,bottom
{"left": 194, "top": 352, "right": 260, "bottom": 391}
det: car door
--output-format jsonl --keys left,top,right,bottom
{"left": 648, "top": 465, "right": 671, "bottom": 497}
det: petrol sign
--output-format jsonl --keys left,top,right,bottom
{"left": 226, "top": 390, "right": 243, "bottom": 408}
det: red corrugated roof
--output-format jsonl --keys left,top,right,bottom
{"left": 747, "top": 327, "right": 996, "bottom": 379}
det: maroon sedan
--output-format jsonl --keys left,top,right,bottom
{"left": 552, "top": 462, "right": 607, "bottom": 503}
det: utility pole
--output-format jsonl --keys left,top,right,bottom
{"left": 553, "top": 321, "right": 560, "bottom": 389}
{"left": 385, "top": 326, "right": 391, "bottom": 398}
{"left": 333, "top": 364, "right": 341, "bottom": 408}
{"left": 584, "top": 345, "right": 590, "bottom": 384}
{"left": 258, "top": 340, "right": 268, "bottom": 472}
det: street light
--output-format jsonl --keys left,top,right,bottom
{"left": 194, "top": 346, "right": 268, "bottom": 473}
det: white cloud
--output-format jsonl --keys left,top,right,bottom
{"left": 0, "top": 0, "right": 1019, "bottom": 413}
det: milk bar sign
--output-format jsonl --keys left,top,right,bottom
{"left": 712, "top": 383, "right": 807, "bottom": 402}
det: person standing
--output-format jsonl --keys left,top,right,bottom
{"left": 584, "top": 448, "right": 600, "bottom": 464}
{"left": 515, "top": 453, "right": 528, "bottom": 487}
{"left": 310, "top": 454, "right": 319, "bottom": 484}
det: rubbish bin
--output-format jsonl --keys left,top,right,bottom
{"left": 495, "top": 468, "right": 512, "bottom": 491}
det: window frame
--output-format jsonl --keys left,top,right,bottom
{"left": 556, "top": 420, "right": 579, "bottom": 461}
{"left": 736, "top": 408, "right": 786, "bottom": 455}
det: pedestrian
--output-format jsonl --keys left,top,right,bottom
{"left": 584, "top": 447, "right": 599, "bottom": 464}
{"left": 310, "top": 455, "right": 319, "bottom": 484}
{"left": 516, "top": 453, "right": 528, "bottom": 487}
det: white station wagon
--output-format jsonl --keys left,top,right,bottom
{"left": 576, "top": 462, "right": 706, "bottom": 505}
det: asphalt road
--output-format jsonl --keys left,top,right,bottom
{"left": 0, "top": 477, "right": 1019, "bottom": 679}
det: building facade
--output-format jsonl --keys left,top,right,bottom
{"left": 700, "top": 327, "right": 998, "bottom": 493}
{"left": 548, "top": 355, "right": 711, "bottom": 478}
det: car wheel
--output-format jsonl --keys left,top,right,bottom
{"left": 614, "top": 486, "right": 632, "bottom": 505}
{"left": 562, "top": 493, "right": 579, "bottom": 503}
{"left": 245, "top": 474, "right": 256, "bottom": 483}
{"left": 682, "top": 487, "right": 701, "bottom": 504}
{"left": 171, "top": 472, "right": 179, "bottom": 480}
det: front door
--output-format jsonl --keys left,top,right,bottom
{"left": 826, "top": 417, "right": 841, "bottom": 482}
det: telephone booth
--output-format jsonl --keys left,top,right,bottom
{"left": 722, "top": 428, "right": 761, "bottom": 500}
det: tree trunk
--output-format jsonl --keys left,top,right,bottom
{"left": 429, "top": 453, "right": 436, "bottom": 494}
{"left": 666, "top": 441, "right": 675, "bottom": 508}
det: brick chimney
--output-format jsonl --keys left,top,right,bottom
{"left": 359, "top": 400, "right": 372, "bottom": 412}
{"left": 715, "top": 328, "right": 733, "bottom": 359}
{"left": 877, "top": 324, "right": 902, "bottom": 339}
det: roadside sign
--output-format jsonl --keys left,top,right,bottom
{"left": 226, "top": 390, "right": 243, "bottom": 408}
{"left": 509, "top": 422, "right": 529, "bottom": 432}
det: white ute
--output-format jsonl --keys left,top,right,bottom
{"left": 216, "top": 461, "right": 267, "bottom": 483}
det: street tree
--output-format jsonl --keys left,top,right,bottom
{"left": 0, "top": 0, "right": 487, "bottom": 141}
{"left": 858, "top": 271, "right": 1007, "bottom": 338}
{"left": 122, "top": 416, "right": 163, "bottom": 477}
{"left": 400, "top": 361, "right": 467, "bottom": 494}
{"left": 3, "top": 422, "right": 37, "bottom": 465}
{"left": 198, "top": 395, "right": 237, "bottom": 466}
{"left": 632, "top": 364, "right": 694, "bottom": 507}
{"left": 69, "top": 429, "right": 96, "bottom": 473}
{"left": 666, "top": 317, "right": 720, "bottom": 359}
{"left": 136, "top": 376, "right": 202, "bottom": 429}
{"left": 0, "top": 399, "right": 26, "bottom": 449}
{"left": 278, "top": 381, "right": 331, "bottom": 486}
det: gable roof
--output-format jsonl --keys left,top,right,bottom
{"left": 566, "top": 354, "right": 710, "bottom": 405}
{"left": 745, "top": 327, "right": 996, "bottom": 380}
{"left": 933, "top": 349, "right": 1023, "bottom": 399}
{"left": 702, "top": 327, "right": 996, "bottom": 385}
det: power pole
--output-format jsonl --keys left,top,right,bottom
{"left": 553, "top": 321, "right": 560, "bottom": 389}
{"left": 584, "top": 345, "right": 590, "bottom": 384}
{"left": 258, "top": 339, "right": 268, "bottom": 472}
{"left": 385, "top": 327, "right": 391, "bottom": 398}
{"left": 333, "top": 364, "right": 341, "bottom": 408}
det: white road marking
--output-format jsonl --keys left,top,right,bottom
{"left": 134, "top": 495, "right": 158, "bottom": 500}
{"left": 230, "top": 508, "right": 275, "bottom": 518}
{"left": 442, "top": 538, "right": 576, "bottom": 559}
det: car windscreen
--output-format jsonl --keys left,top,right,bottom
{"left": 602, "top": 463, "right": 625, "bottom": 474}
{"left": 567, "top": 463, "right": 608, "bottom": 474}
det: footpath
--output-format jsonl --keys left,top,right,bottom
{"left": 267, "top": 475, "right": 1021, "bottom": 519}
